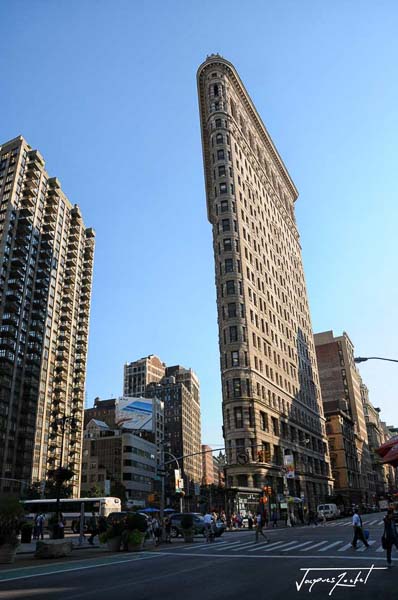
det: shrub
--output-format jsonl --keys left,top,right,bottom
{"left": 125, "top": 513, "right": 147, "bottom": 533}
{"left": 0, "top": 497, "right": 24, "bottom": 546}
{"left": 99, "top": 521, "right": 124, "bottom": 543}
{"left": 181, "top": 514, "right": 194, "bottom": 530}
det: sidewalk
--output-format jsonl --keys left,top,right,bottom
{"left": 17, "top": 533, "right": 102, "bottom": 555}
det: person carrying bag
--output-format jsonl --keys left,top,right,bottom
{"left": 382, "top": 509, "right": 398, "bottom": 568}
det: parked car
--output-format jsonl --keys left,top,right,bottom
{"left": 317, "top": 504, "right": 340, "bottom": 520}
{"left": 169, "top": 513, "right": 225, "bottom": 538}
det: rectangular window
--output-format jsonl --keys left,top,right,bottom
{"left": 223, "top": 238, "right": 232, "bottom": 251}
{"left": 218, "top": 165, "right": 226, "bottom": 177}
{"left": 220, "top": 200, "right": 228, "bottom": 212}
{"left": 225, "top": 258, "right": 233, "bottom": 273}
{"left": 217, "top": 149, "right": 225, "bottom": 160}
{"left": 234, "top": 406, "right": 243, "bottom": 427}
{"left": 222, "top": 218, "right": 230, "bottom": 232}
{"left": 229, "top": 325, "right": 238, "bottom": 342}
{"left": 233, "top": 378, "right": 242, "bottom": 398}
{"left": 220, "top": 183, "right": 227, "bottom": 194}
{"left": 231, "top": 350, "right": 239, "bottom": 366}
{"left": 260, "top": 411, "right": 268, "bottom": 432}
{"left": 227, "top": 303, "right": 236, "bottom": 318}
{"left": 226, "top": 280, "right": 235, "bottom": 295}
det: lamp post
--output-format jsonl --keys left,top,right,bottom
{"left": 354, "top": 356, "right": 398, "bottom": 364}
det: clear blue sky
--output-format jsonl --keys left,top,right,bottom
{"left": 1, "top": 1, "right": 397, "bottom": 446}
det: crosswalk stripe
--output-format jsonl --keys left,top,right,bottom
{"left": 249, "top": 540, "right": 285, "bottom": 552}
{"left": 319, "top": 541, "right": 344, "bottom": 551}
{"left": 264, "top": 540, "right": 298, "bottom": 552}
{"left": 300, "top": 541, "right": 330, "bottom": 551}
{"left": 357, "top": 540, "right": 376, "bottom": 552}
{"left": 181, "top": 541, "right": 226, "bottom": 550}
{"left": 376, "top": 545, "right": 385, "bottom": 553}
{"left": 338, "top": 543, "right": 354, "bottom": 552}
{"left": 378, "top": 520, "right": 384, "bottom": 525}
{"left": 232, "top": 541, "right": 259, "bottom": 550}
{"left": 280, "top": 541, "right": 313, "bottom": 552}
{"left": 212, "top": 541, "right": 242, "bottom": 550}
{"left": 368, "top": 520, "right": 379, "bottom": 526}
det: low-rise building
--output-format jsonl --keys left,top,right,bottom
{"left": 81, "top": 419, "right": 157, "bottom": 507}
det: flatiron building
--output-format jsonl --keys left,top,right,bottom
{"left": 197, "top": 56, "right": 333, "bottom": 511}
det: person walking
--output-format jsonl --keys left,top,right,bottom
{"left": 271, "top": 510, "right": 278, "bottom": 528}
{"left": 88, "top": 511, "right": 98, "bottom": 546}
{"left": 204, "top": 511, "right": 214, "bottom": 542}
{"left": 320, "top": 510, "right": 326, "bottom": 526}
{"left": 164, "top": 516, "right": 172, "bottom": 543}
{"left": 255, "top": 513, "right": 269, "bottom": 543}
{"left": 382, "top": 509, "right": 398, "bottom": 568}
{"left": 248, "top": 514, "right": 253, "bottom": 530}
{"left": 35, "top": 513, "right": 45, "bottom": 540}
{"left": 351, "top": 508, "right": 369, "bottom": 549}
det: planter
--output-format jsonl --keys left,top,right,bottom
{"left": 0, "top": 544, "right": 17, "bottom": 564}
{"left": 21, "top": 527, "right": 32, "bottom": 544}
{"left": 182, "top": 529, "right": 194, "bottom": 543}
{"left": 107, "top": 536, "right": 122, "bottom": 552}
{"left": 35, "top": 540, "right": 73, "bottom": 559}
{"left": 127, "top": 538, "right": 145, "bottom": 552}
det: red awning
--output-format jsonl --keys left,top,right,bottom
{"left": 376, "top": 436, "right": 398, "bottom": 458}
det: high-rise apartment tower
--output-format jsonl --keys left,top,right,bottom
{"left": 197, "top": 56, "right": 332, "bottom": 511}
{"left": 0, "top": 136, "right": 94, "bottom": 496}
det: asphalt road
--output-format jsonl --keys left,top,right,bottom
{"left": 1, "top": 512, "right": 397, "bottom": 600}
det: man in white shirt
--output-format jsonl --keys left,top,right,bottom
{"left": 351, "top": 509, "right": 369, "bottom": 549}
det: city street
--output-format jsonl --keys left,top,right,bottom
{"left": 1, "top": 513, "right": 397, "bottom": 600}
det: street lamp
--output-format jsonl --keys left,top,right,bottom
{"left": 354, "top": 356, "right": 398, "bottom": 364}
{"left": 52, "top": 414, "right": 77, "bottom": 530}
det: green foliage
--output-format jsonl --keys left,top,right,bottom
{"left": 100, "top": 521, "right": 124, "bottom": 542}
{"left": 125, "top": 513, "right": 147, "bottom": 533}
{"left": 110, "top": 481, "right": 127, "bottom": 504}
{"left": 20, "top": 522, "right": 32, "bottom": 533}
{"left": 122, "top": 529, "right": 144, "bottom": 546}
{"left": 0, "top": 497, "right": 24, "bottom": 546}
{"left": 181, "top": 514, "right": 194, "bottom": 530}
{"left": 84, "top": 485, "right": 103, "bottom": 498}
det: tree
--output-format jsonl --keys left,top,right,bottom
{"left": 84, "top": 484, "right": 103, "bottom": 498}
{"left": 110, "top": 481, "right": 127, "bottom": 505}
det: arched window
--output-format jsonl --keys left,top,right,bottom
{"left": 216, "top": 133, "right": 223, "bottom": 145}
{"left": 214, "top": 84, "right": 219, "bottom": 97}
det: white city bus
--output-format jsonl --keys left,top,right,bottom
{"left": 22, "top": 497, "right": 121, "bottom": 529}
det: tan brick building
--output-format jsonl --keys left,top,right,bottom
{"left": 0, "top": 136, "right": 94, "bottom": 496}
{"left": 197, "top": 56, "right": 333, "bottom": 512}
{"left": 124, "top": 355, "right": 166, "bottom": 396}
{"left": 202, "top": 444, "right": 215, "bottom": 485}
{"left": 314, "top": 330, "right": 372, "bottom": 505}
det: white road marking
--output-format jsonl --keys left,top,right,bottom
{"left": 376, "top": 545, "right": 385, "bottom": 553}
{"left": 338, "top": 542, "right": 354, "bottom": 551}
{"left": 357, "top": 540, "right": 376, "bottom": 552}
{"left": 280, "top": 541, "right": 313, "bottom": 551}
{"left": 300, "top": 541, "right": 329, "bottom": 551}
{"left": 249, "top": 540, "right": 285, "bottom": 552}
{"left": 263, "top": 540, "right": 298, "bottom": 552}
{"left": 319, "top": 540, "right": 344, "bottom": 551}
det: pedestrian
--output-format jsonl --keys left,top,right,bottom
{"left": 382, "top": 509, "right": 398, "bottom": 568}
{"left": 271, "top": 510, "right": 278, "bottom": 528}
{"left": 351, "top": 508, "right": 369, "bottom": 549}
{"left": 308, "top": 509, "right": 318, "bottom": 527}
{"left": 320, "top": 510, "right": 326, "bottom": 526}
{"left": 248, "top": 514, "right": 253, "bottom": 530}
{"left": 255, "top": 513, "right": 269, "bottom": 543}
{"left": 88, "top": 511, "right": 98, "bottom": 546}
{"left": 152, "top": 517, "right": 161, "bottom": 545}
{"left": 204, "top": 511, "right": 214, "bottom": 542}
{"left": 58, "top": 513, "right": 65, "bottom": 539}
{"left": 165, "top": 517, "right": 172, "bottom": 543}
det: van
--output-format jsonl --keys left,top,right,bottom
{"left": 317, "top": 504, "right": 340, "bottom": 520}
